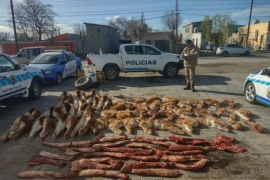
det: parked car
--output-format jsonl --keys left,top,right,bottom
{"left": 244, "top": 67, "right": 270, "bottom": 106}
{"left": 216, "top": 44, "right": 252, "bottom": 56}
{"left": 206, "top": 45, "right": 215, "bottom": 51}
{"left": 11, "top": 47, "right": 45, "bottom": 65}
{"left": 0, "top": 53, "right": 44, "bottom": 101}
{"left": 28, "top": 51, "right": 82, "bottom": 84}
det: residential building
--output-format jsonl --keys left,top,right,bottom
{"left": 237, "top": 21, "right": 270, "bottom": 51}
{"left": 140, "top": 32, "right": 173, "bottom": 52}
{"left": 182, "top": 21, "right": 207, "bottom": 49}
{"left": 84, "top": 23, "right": 120, "bottom": 54}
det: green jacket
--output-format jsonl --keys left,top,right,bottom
{"left": 181, "top": 45, "right": 199, "bottom": 67}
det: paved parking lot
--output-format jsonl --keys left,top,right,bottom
{"left": 0, "top": 56, "right": 270, "bottom": 179}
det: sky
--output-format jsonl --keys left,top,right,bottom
{"left": 0, "top": 0, "right": 270, "bottom": 35}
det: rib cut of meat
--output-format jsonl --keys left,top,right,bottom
{"left": 126, "top": 149, "right": 155, "bottom": 156}
{"left": 84, "top": 152, "right": 126, "bottom": 159}
{"left": 131, "top": 168, "right": 180, "bottom": 177}
{"left": 93, "top": 140, "right": 130, "bottom": 148}
{"left": 165, "top": 150, "right": 204, "bottom": 155}
{"left": 127, "top": 143, "right": 158, "bottom": 149}
{"left": 174, "top": 158, "right": 210, "bottom": 171}
{"left": 168, "top": 145, "right": 203, "bottom": 151}
{"left": 134, "top": 136, "right": 167, "bottom": 141}
{"left": 120, "top": 161, "right": 174, "bottom": 173}
{"left": 133, "top": 138, "right": 170, "bottom": 147}
{"left": 99, "top": 136, "right": 127, "bottom": 143}
{"left": 78, "top": 158, "right": 123, "bottom": 170}
{"left": 168, "top": 136, "right": 210, "bottom": 146}
{"left": 39, "top": 151, "right": 75, "bottom": 161}
{"left": 212, "top": 135, "right": 246, "bottom": 153}
{"left": 78, "top": 169, "right": 130, "bottom": 180}
{"left": 128, "top": 155, "right": 160, "bottom": 161}
{"left": 102, "top": 147, "right": 136, "bottom": 153}
{"left": 17, "top": 171, "right": 78, "bottom": 179}
{"left": 161, "top": 154, "right": 206, "bottom": 163}
{"left": 27, "top": 157, "right": 67, "bottom": 167}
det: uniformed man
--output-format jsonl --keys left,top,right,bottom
{"left": 181, "top": 39, "right": 199, "bottom": 92}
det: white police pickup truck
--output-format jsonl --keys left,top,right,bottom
{"left": 0, "top": 53, "right": 44, "bottom": 101}
{"left": 86, "top": 44, "right": 183, "bottom": 81}
{"left": 244, "top": 67, "right": 270, "bottom": 106}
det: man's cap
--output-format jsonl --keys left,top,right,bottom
{"left": 186, "top": 39, "right": 192, "bottom": 44}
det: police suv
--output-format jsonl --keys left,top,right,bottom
{"left": 244, "top": 67, "right": 270, "bottom": 106}
{"left": 0, "top": 53, "right": 44, "bottom": 101}
{"left": 86, "top": 44, "right": 183, "bottom": 81}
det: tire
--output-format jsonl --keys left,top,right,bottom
{"left": 55, "top": 72, "right": 62, "bottom": 85}
{"left": 104, "top": 65, "right": 119, "bottom": 81}
{"left": 164, "top": 63, "right": 179, "bottom": 78}
{"left": 75, "top": 76, "right": 92, "bottom": 90}
{"left": 245, "top": 82, "right": 257, "bottom": 104}
{"left": 222, "top": 51, "right": 228, "bottom": 57}
{"left": 28, "top": 79, "right": 42, "bottom": 99}
{"left": 244, "top": 51, "right": 250, "bottom": 56}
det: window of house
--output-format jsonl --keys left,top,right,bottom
{"left": 146, "top": 40, "right": 151, "bottom": 45}
{"left": 97, "top": 29, "right": 101, "bottom": 33}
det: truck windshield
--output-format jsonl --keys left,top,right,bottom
{"left": 32, "top": 54, "right": 60, "bottom": 64}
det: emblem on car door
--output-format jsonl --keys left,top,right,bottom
{"left": 267, "top": 87, "right": 270, "bottom": 99}
{"left": 10, "top": 75, "right": 16, "bottom": 84}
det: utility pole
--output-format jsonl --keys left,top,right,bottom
{"left": 246, "top": 0, "right": 253, "bottom": 47}
{"left": 10, "top": 0, "right": 19, "bottom": 53}
{"left": 175, "top": 0, "right": 179, "bottom": 54}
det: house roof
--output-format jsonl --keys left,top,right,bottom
{"left": 183, "top": 21, "right": 202, "bottom": 28}
{"left": 84, "top": 22, "right": 116, "bottom": 29}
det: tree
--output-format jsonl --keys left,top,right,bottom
{"left": 73, "top": 22, "right": 87, "bottom": 55}
{"left": 201, "top": 14, "right": 235, "bottom": 45}
{"left": 108, "top": 12, "right": 150, "bottom": 42}
{"left": 200, "top": 16, "right": 214, "bottom": 42}
{"left": 12, "top": 0, "right": 57, "bottom": 41}
{"left": 161, "top": 10, "right": 182, "bottom": 52}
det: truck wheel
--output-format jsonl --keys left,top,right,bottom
{"left": 55, "top": 72, "right": 62, "bottom": 85}
{"left": 164, "top": 63, "right": 179, "bottom": 78}
{"left": 75, "top": 76, "right": 92, "bottom": 90}
{"left": 28, "top": 79, "right": 42, "bottom": 99}
{"left": 104, "top": 66, "right": 119, "bottom": 81}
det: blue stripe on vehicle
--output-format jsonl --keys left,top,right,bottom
{"left": 0, "top": 87, "right": 27, "bottom": 98}
{"left": 0, "top": 72, "right": 41, "bottom": 87}
{"left": 256, "top": 95, "right": 270, "bottom": 106}
{"left": 124, "top": 67, "right": 149, "bottom": 71}
{"left": 247, "top": 77, "right": 270, "bottom": 85}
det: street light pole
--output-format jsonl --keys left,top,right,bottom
{"left": 175, "top": 0, "right": 179, "bottom": 54}
{"left": 10, "top": 0, "right": 19, "bottom": 53}
{"left": 246, "top": 0, "right": 253, "bottom": 47}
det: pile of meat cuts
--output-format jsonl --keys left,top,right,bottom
{"left": 17, "top": 134, "right": 246, "bottom": 179}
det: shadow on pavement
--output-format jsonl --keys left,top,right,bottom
{"left": 197, "top": 89, "right": 243, "bottom": 97}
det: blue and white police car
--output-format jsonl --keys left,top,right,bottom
{"left": 244, "top": 67, "right": 270, "bottom": 106}
{"left": 0, "top": 53, "right": 44, "bottom": 101}
{"left": 28, "top": 51, "right": 82, "bottom": 84}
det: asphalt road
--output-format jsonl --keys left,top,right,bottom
{"left": 0, "top": 55, "right": 269, "bottom": 179}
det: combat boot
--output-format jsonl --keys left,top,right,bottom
{"left": 183, "top": 83, "right": 191, "bottom": 90}
{"left": 191, "top": 84, "right": 195, "bottom": 92}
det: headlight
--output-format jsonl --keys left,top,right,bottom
{"left": 45, "top": 69, "right": 53, "bottom": 74}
